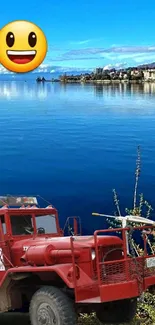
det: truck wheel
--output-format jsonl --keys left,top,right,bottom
{"left": 96, "top": 298, "right": 137, "bottom": 323}
{"left": 29, "top": 286, "right": 77, "bottom": 325}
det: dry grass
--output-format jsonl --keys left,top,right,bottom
{"left": 78, "top": 313, "right": 99, "bottom": 324}
{"left": 78, "top": 314, "right": 140, "bottom": 325}
{"left": 78, "top": 314, "right": 148, "bottom": 325}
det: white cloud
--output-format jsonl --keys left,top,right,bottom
{"left": 0, "top": 65, "right": 14, "bottom": 74}
{"left": 100, "top": 52, "right": 155, "bottom": 65}
{"left": 100, "top": 52, "right": 153, "bottom": 60}
{"left": 33, "top": 63, "right": 92, "bottom": 74}
{"left": 133, "top": 55, "right": 155, "bottom": 63}
{"left": 32, "top": 63, "right": 51, "bottom": 73}
{"left": 103, "top": 62, "right": 127, "bottom": 70}
{"left": 39, "top": 64, "right": 50, "bottom": 68}
{"left": 70, "top": 39, "right": 92, "bottom": 45}
{"left": 50, "top": 66, "right": 92, "bottom": 73}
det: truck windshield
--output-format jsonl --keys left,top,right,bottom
{"left": 35, "top": 214, "right": 57, "bottom": 234}
{"left": 11, "top": 215, "right": 33, "bottom": 236}
{"left": 10, "top": 214, "right": 57, "bottom": 236}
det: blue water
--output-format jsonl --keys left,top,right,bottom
{"left": 0, "top": 81, "right": 155, "bottom": 234}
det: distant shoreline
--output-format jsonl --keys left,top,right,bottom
{"left": 59, "top": 79, "right": 155, "bottom": 84}
{"left": 36, "top": 79, "right": 155, "bottom": 84}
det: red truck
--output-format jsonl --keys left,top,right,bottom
{"left": 0, "top": 195, "right": 155, "bottom": 324}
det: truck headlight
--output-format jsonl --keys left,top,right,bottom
{"left": 91, "top": 249, "right": 96, "bottom": 260}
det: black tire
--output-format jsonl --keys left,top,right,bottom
{"left": 96, "top": 298, "right": 137, "bottom": 324}
{"left": 29, "top": 286, "right": 77, "bottom": 325}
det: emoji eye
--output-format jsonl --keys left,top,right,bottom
{"left": 6, "top": 32, "right": 15, "bottom": 47}
{"left": 28, "top": 32, "right": 37, "bottom": 47}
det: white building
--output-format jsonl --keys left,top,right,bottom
{"left": 94, "top": 68, "right": 103, "bottom": 74}
{"left": 143, "top": 69, "right": 155, "bottom": 81}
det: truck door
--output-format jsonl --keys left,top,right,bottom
{"left": 0, "top": 215, "right": 11, "bottom": 279}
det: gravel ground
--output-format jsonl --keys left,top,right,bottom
{"left": 0, "top": 312, "right": 99, "bottom": 325}
{"left": 0, "top": 313, "right": 30, "bottom": 325}
{"left": 0, "top": 312, "right": 141, "bottom": 325}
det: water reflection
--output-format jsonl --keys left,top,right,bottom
{"left": 1, "top": 81, "right": 155, "bottom": 100}
{"left": 94, "top": 82, "right": 155, "bottom": 97}
{"left": 0, "top": 81, "right": 60, "bottom": 100}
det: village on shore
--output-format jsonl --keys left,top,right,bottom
{"left": 36, "top": 64, "right": 155, "bottom": 84}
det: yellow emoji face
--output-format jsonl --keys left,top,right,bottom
{"left": 0, "top": 20, "right": 48, "bottom": 73}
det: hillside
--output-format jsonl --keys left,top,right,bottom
{"left": 137, "top": 62, "right": 155, "bottom": 69}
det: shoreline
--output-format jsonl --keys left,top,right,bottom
{"left": 59, "top": 79, "right": 155, "bottom": 84}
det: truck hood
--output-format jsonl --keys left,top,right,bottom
{"left": 11, "top": 235, "right": 123, "bottom": 251}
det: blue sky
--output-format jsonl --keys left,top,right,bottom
{"left": 1, "top": 0, "right": 155, "bottom": 75}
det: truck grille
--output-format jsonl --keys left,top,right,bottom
{"left": 100, "top": 257, "right": 144, "bottom": 285}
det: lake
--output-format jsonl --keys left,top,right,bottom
{"left": 0, "top": 81, "right": 155, "bottom": 234}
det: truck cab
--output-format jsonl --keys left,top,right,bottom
{"left": 0, "top": 196, "right": 63, "bottom": 272}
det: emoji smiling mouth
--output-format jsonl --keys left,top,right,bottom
{"left": 7, "top": 50, "right": 36, "bottom": 64}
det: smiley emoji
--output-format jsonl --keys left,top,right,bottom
{"left": 0, "top": 20, "right": 48, "bottom": 73}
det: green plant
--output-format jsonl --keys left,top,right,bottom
{"left": 107, "top": 145, "right": 155, "bottom": 256}
{"left": 78, "top": 313, "right": 100, "bottom": 325}
{"left": 78, "top": 146, "right": 155, "bottom": 325}
{"left": 136, "top": 292, "right": 155, "bottom": 324}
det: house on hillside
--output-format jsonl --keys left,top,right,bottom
{"left": 119, "top": 71, "right": 128, "bottom": 79}
{"left": 143, "top": 69, "right": 155, "bottom": 81}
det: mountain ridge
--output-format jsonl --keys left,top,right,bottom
{"left": 137, "top": 62, "right": 155, "bottom": 69}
